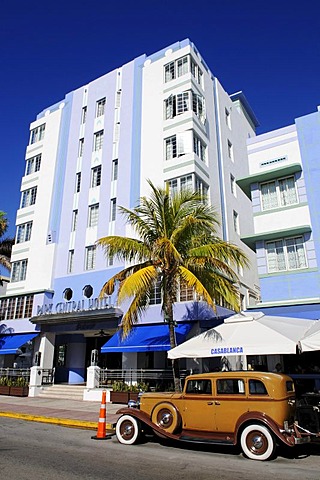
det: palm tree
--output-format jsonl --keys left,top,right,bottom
{"left": 97, "top": 181, "right": 249, "bottom": 391}
{"left": 0, "top": 211, "right": 14, "bottom": 280}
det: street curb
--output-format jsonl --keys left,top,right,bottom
{"left": 0, "top": 411, "right": 115, "bottom": 432}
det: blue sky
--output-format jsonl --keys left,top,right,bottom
{"left": 1, "top": 0, "right": 320, "bottom": 238}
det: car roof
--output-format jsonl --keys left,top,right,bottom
{"left": 185, "top": 371, "right": 291, "bottom": 382}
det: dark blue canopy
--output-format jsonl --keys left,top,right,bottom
{"left": 101, "top": 323, "right": 193, "bottom": 353}
{"left": 0, "top": 333, "right": 38, "bottom": 354}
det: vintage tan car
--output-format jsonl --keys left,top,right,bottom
{"left": 115, "top": 371, "right": 310, "bottom": 461}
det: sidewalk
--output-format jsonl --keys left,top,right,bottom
{"left": 0, "top": 395, "right": 122, "bottom": 432}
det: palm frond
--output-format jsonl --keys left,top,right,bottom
{"left": 178, "top": 266, "right": 216, "bottom": 311}
{"left": 96, "top": 236, "right": 149, "bottom": 263}
{"left": 117, "top": 265, "right": 158, "bottom": 305}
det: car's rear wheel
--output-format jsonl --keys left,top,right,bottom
{"left": 240, "top": 424, "right": 276, "bottom": 461}
{"left": 116, "top": 415, "right": 141, "bottom": 445}
{"left": 151, "top": 403, "right": 181, "bottom": 434}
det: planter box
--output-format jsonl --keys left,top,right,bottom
{"left": 0, "top": 386, "right": 10, "bottom": 396}
{"left": 110, "top": 391, "right": 139, "bottom": 404}
{"left": 110, "top": 391, "right": 130, "bottom": 404}
{"left": 10, "top": 386, "right": 29, "bottom": 397}
{"left": 129, "top": 392, "right": 139, "bottom": 402}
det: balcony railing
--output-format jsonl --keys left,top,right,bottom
{"left": 99, "top": 368, "right": 190, "bottom": 388}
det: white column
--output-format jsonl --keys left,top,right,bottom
{"left": 38, "top": 333, "right": 55, "bottom": 368}
{"left": 29, "top": 366, "right": 43, "bottom": 397}
{"left": 87, "top": 366, "right": 100, "bottom": 389}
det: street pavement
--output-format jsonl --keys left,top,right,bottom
{"left": 0, "top": 394, "right": 122, "bottom": 432}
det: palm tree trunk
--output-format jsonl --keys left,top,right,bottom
{"left": 166, "top": 303, "right": 182, "bottom": 393}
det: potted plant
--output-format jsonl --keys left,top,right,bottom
{"left": 110, "top": 381, "right": 148, "bottom": 404}
{"left": 0, "top": 376, "right": 10, "bottom": 395}
{"left": 110, "top": 381, "right": 130, "bottom": 404}
{"left": 10, "top": 376, "right": 29, "bottom": 397}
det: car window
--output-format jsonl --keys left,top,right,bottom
{"left": 286, "top": 381, "right": 294, "bottom": 392}
{"left": 186, "top": 379, "right": 212, "bottom": 394}
{"left": 216, "top": 379, "right": 245, "bottom": 395}
{"left": 249, "top": 379, "right": 268, "bottom": 395}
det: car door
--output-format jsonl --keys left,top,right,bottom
{"left": 213, "top": 377, "right": 246, "bottom": 433}
{"left": 181, "top": 378, "right": 216, "bottom": 431}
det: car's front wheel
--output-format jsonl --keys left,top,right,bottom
{"left": 240, "top": 424, "right": 276, "bottom": 461}
{"left": 116, "top": 415, "right": 141, "bottom": 445}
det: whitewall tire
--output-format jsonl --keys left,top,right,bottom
{"left": 116, "top": 415, "right": 141, "bottom": 445}
{"left": 240, "top": 424, "right": 276, "bottom": 461}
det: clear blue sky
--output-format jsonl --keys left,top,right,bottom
{"left": 1, "top": 0, "right": 319, "bottom": 238}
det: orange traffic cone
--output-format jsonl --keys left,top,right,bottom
{"left": 91, "top": 390, "right": 111, "bottom": 440}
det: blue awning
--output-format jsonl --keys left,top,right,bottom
{"left": 101, "top": 323, "right": 193, "bottom": 353}
{"left": 0, "top": 333, "right": 38, "bottom": 355}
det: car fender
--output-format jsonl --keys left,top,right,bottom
{"left": 116, "top": 407, "right": 181, "bottom": 440}
{"left": 235, "top": 411, "right": 295, "bottom": 447}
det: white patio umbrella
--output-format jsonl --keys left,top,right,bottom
{"left": 299, "top": 320, "right": 320, "bottom": 352}
{"left": 168, "top": 311, "right": 317, "bottom": 361}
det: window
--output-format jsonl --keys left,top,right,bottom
{"left": 0, "top": 295, "right": 34, "bottom": 320}
{"left": 96, "top": 98, "right": 106, "bottom": 117}
{"left": 21, "top": 187, "right": 37, "bottom": 208}
{"left": 227, "top": 140, "right": 233, "bottom": 161}
{"left": 88, "top": 204, "right": 99, "bottom": 227}
{"left": 193, "top": 134, "right": 206, "bottom": 162}
{"left": 168, "top": 179, "right": 178, "bottom": 196}
{"left": 71, "top": 210, "right": 78, "bottom": 231}
{"left": 266, "top": 236, "right": 307, "bottom": 273}
{"left": 165, "top": 136, "right": 177, "bottom": 160}
{"left": 192, "top": 92, "right": 205, "bottom": 122}
{"left": 11, "top": 259, "right": 28, "bottom": 282}
{"left": 25, "top": 154, "right": 41, "bottom": 175}
{"left": 106, "top": 255, "right": 114, "bottom": 267}
{"left": 167, "top": 174, "right": 207, "bottom": 201}
{"left": 180, "top": 174, "right": 193, "bottom": 191}
{"left": 260, "top": 176, "right": 298, "bottom": 211}
{"left": 230, "top": 174, "right": 236, "bottom": 196}
{"left": 94, "top": 130, "right": 104, "bottom": 151}
{"left": 149, "top": 279, "right": 162, "bottom": 305}
{"left": 195, "top": 177, "right": 209, "bottom": 201}
{"left": 164, "top": 90, "right": 205, "bottom": 123}
{"left": 249, "top": 380, "right": 268, "bottom": 395}
{"left": 85, "top": 245, "right": 96, "bottom": 270}
{"left": 179, "top": 279, "right": 194, "bottom": 302}
{"left": 29, "top": 124, "right": 45, "bottom": 144}
{"left": 164, "top": 131, "right": 194, "bottom": 160}
{"left": 190, "top": 57, "right": 203, "bottom": 85}
{"left": 186, "top": 379, "right": 212, "bottom": 394}
{"left": 64, "top": 286, "right": 73, "bottom": 299}
{"left": 25, "top": 294, "right": 33, "bottom": 317}
{"left": 91, "top": 165, "right": 102, "bottom": 187}
{"left": 75, "top": 173, "right": 81, "bottom": 193}
{"left": 110, "top": 198, "right": 117, "bottom": 221}
{"left": 81, "top": 106, "right": 87, "bottom": 124}
{"left": 233, "top": 210, "right": 239, "bottom": 234}
{"left": 217, "top": 379, "right": 245, "bottom": 395}
{"left": 78, "top": 138, "right": 84, "bottom": 157}
{"left": 112, "top": 159, "right": 118, "bottom": 181}
{"left": 115, "top": 90, "right": 122, "bottom": 108}
{"left": 225, "top": 108, "right": 231, "bottom": 129}
{"left": 177, "top": 56, "right": 188, "bottom": 77}
{"left": 177, "top": 92, "right": 189, "bottom": 114}
{"left": 68, "top": 250, "right": 74, "bottom": 273}
{"left": 16, "top": 222, "right": 32, "bottom": 243}
{"left": 164, "top": 55, "right": 202, "bottom": 84}
{"left": 164, "top": 61, "right": 175, "bottom": 82}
